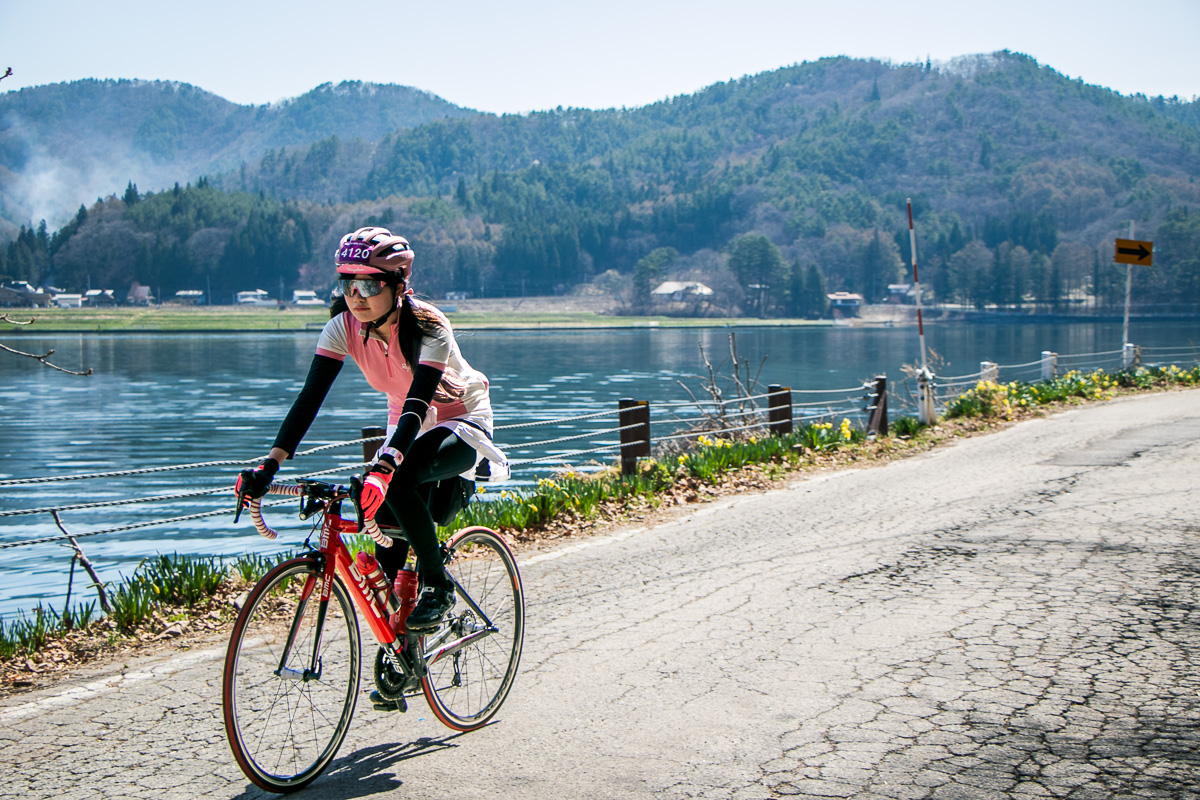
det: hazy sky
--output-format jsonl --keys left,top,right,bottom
{"left": 2, "top": 0, "right": 1197, "bottom": 113}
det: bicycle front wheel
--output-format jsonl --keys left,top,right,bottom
{"left": 222, "top": 557, "right": 361, "bottom": 793}
{"left": 422, "top": 527, "right": 525, "bottom": 731}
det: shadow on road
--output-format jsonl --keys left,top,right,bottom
{"left": 229, "top": 729, "right": 473, "bottom": 799}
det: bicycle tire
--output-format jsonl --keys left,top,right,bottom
{"left": 422, "top": 526, "right": 525, "bottom": 731}
{"left": 222, "top": 557, "right": 361, "bottom": 793}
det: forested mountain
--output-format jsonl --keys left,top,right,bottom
{"left": 0, "top": 79, "right": 475, "bottom": 237}
{"left": 3, "top": 52, "right": 1199, "bottom": 314}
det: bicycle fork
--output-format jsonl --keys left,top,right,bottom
{"left": 273, "top": 561, "right": 331, "bottom": 682}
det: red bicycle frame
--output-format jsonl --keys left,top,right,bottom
{"left": 248, "top": 483, "right": 405, "bottom": 660}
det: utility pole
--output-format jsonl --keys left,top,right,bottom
{"left": 1122, "top": 221, "right": 1134, "bottom": 350}
{"left": 907, "top": 199, "right": 936, "bottom": 425}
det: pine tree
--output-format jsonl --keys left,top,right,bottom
{"left": 455, "top": 176, "right": 470, "bottom": 210}
{"left": 803, "top": 263, "right": 828, "bottom": 318}
{"left": 787, "top": 259, "right": 804, "bottom": 316}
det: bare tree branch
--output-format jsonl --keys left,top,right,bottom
{"left": 0, "top": 342, "right": 93, "bottom": 375}
{"left": 697, "top": 340, "right": 726, "bottom": 416}
{"left": 724, "top": 331, "right": 768, "bottom": 419}
{"left": 2, "top": 313, "right": 94, "bottom": 374}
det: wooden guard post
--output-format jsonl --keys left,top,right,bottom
{"left": 362, "top": 426, "right": 386, "bottom": 462}
{"left": 618, "top": 399, "right": 651, "bottom": 476}
{"left": 767, "top": 385, "right": 793, "bottom": 436}
{"left": 866, "top": 375, "right": 888, "bottom": 437}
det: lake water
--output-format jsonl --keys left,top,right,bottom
{"left": 2, "top": 319, "right": 1198, "bottom": 619}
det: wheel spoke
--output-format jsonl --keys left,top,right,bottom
{"left": 222, "top": 560, "right": 360, "bottom": 792}
{"left": 423, "top": 530, "right": 524, "bottom": 730}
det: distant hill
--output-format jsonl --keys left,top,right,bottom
{"left": 0, "top": 79, "right": 476, "bottom": 235}
{"left": 228, "top": 52, "right": 1200, "bottom": 308}
{"left": 4, "top": 53, "right": 1199, "bottom": 314}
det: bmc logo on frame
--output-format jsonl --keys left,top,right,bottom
{"left": 350, "top": 568, "right": 382, "bottom": 614}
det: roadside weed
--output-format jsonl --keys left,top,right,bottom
{"left": 947, "top": 365, "right": 1199, "bottom": 421}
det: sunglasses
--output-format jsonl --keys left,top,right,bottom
{"left": 338, "top": 278, "right": 387, "bottom": 298}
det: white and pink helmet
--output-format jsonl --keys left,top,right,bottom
{"left": 334, "top": 227, "right": 414, "bottom": 282}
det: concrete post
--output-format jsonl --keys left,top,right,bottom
{"left": 917, "top": 370, "right": 937, "bottom": 425}
{"left": 980, "top": 361, "right": 999, "bottom": 383}
{"left": 1123, "top": 343, "right": 1138, "bottom": 369}
{"left": 1041, "top": 351, "right": 1058, "bottom": 381}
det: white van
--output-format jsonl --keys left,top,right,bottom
{"left": 292, "top": 289, "right": 326, "bottom": 307}
{"left": 236, "top": 289, "right": 275, "bottom": 307}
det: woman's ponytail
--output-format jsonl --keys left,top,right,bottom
{"left": 397, "top": 293, "right": 465, "bottom": 402}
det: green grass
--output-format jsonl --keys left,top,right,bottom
{"left": 446, "top": 312, "right": 830, "bottom": 330}
{"left": 229, "top": 552, "right": 286, "bottom": 583}
{"left": 891, "top": 416, "right": 926, "bottom": 438}
{"left": 0, "top": 306, "right": 330, "bottom": 333}
{"left": 341, "top": 532, "right": 377, "bottom": 561}
{"left": 1, "top": 305, "right": 832, "bottom": 333}
{"left": 0, "top": 602, "right": 97, "bottom": 660}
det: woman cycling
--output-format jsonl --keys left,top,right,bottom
{"left": 236, "top": 226, "right": 504, "bottom": 633}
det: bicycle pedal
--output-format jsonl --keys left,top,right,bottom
{"left": 372, "top": 696, "right": 407, "bottom": 713}
{"left": 369, "top": 688, "right": 408, "bottom": 712}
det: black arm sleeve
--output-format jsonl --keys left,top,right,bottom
{"left": 383, "top": 363, "right": 443, "bottom": 460}
{"left": 271, "top": 354, "right": 343, "bottom": 458}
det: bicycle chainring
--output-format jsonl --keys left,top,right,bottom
{"left": 373, "top": 646, "right": 417, "bottom": 701}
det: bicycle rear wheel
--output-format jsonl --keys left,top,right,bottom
{"left": 222, "top": 557, "right": 360, "bottom": 793}
{"left": 422, "top": 527, "right": 524, "bottom": 731}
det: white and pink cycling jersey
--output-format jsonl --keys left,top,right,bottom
{"left": 314, "top": 298, "right": 493, "bottom": 435}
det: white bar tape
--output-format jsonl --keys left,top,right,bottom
{"left": 249, "top": 500, "right": 278, "bottom": 540}
{"left": 363, "top": 519, "right": 392, "bottom": 548}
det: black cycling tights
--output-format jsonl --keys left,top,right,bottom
{"left": 373, "top": 426, "right": 477, "bottom": 589}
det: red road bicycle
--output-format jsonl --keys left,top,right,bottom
{"left": 221, "top": 479, "right": 525, "bottom": 793}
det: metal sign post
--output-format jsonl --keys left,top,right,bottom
{"left": 1115, "top": 223, "right": 1153, "bottom": 357}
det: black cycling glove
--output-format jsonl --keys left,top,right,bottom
{"left": 235, "top": 459, "right": 279, "bottom": 506}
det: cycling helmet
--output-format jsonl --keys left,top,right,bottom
{"left": 334, "top": 227, "right": 414, "bottom": 282}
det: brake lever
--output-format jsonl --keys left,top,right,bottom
{"left": 234, "top": 489, "right": 249, "bottom": 524}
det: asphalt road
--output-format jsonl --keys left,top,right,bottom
{"left": 3, "top": 390, "right": 1199, "bottom": 800}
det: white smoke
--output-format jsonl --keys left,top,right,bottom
{"left": 1, "top": 110, "right": 199, "bottom": 234}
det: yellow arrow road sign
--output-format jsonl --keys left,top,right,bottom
{"left": 1114, "top": 238, "right": 1153, "bottom": 266}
